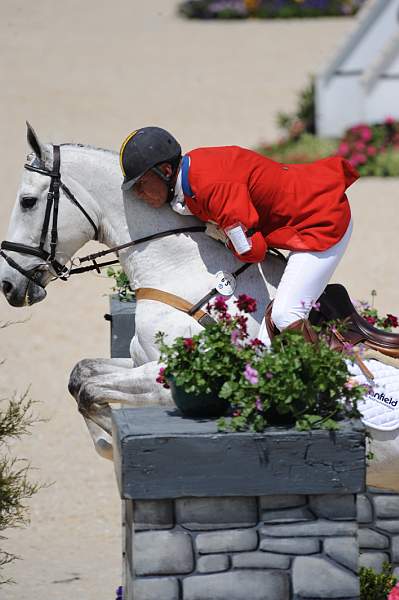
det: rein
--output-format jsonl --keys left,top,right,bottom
{"left": 68, "top": 225, "right": 208, "bottom": 276}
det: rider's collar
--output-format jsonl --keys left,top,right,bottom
{"left": 170, "top": 169, "right": 193, "bottom": 216}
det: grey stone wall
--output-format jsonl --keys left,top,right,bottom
{"left": 112, "top": 408, "right": 366, "bottom": 600}
{"left": 124, "top": 494, "right": 360, "bottom": 600}
{"left": 359, "top": 487, "right": 399, "bottom": 576}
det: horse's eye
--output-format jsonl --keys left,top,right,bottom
{"left": 21, "top": 196, "right": 37, "bottom": 209}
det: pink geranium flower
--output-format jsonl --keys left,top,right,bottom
{"left": 360, "top": 126, "right": 372, "bottom": 142}
{"left": 337, "top": 142, "right": 349, "bottom": 156}
{"left": 355, "top": 153, "right": 367, "bottom": 164}
{"left": 244, "top": 364, "right": 259, "bottom": 385}
{"left": 231, "top": 329, "right": 241, "bottom": 346}
{"left": 388, "top": 583, "right": 399, "bottom": 600}
{"left": 344, "top": 379, "right": 356, "bottom": 390}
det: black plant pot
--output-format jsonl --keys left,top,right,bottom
{"left": 168, "top": 378, "right": 229, "bottom": 419}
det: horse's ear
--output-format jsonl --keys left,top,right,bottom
{"left": 26, "top": 121, "right": 45, "bottom": 163}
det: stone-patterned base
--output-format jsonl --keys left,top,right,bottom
{"left": 359, "top": 487, "right": 399, "bottom": 576}
{"left": 124, "top": 494, "right": 360, "bottom": 600}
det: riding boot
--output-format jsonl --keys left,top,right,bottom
{"left": 285, "top": 317, "right": 319, "bottom": 344}
{"left": 264, "top": 300, "right": 318, "bottom": 344}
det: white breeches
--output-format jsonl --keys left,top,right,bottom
{"left": 259, "top": 220, "right": 353, "bottom": 340}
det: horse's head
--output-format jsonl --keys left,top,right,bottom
{"left": 0, "top": 123, "right": 99, "bottom": 306}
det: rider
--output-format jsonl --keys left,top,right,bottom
{"left": 119, "top": 126, "right": 358, "bottom": 342}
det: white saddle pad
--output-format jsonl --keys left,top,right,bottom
{"left": 349, "top": 358, "right": 399, "bottom": 431}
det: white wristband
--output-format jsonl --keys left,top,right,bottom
{"left": 224, "top": 223, "right": 252, "bottom": 254}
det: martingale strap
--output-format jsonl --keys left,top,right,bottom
{"left": 135, "top": 288, "right": 216, "bottom": 327}
{"left": 135, "top": 262, "right": 254, "bottom": 328}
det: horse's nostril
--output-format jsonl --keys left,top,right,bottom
{"left": 2, "top": 280, "right": 13, "bottom": 296}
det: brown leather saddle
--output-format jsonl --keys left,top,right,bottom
{"left": 309, "top": 283, "right": 399, "bottom": 358}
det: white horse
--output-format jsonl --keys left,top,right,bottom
{"left": 0, "top": 125, "right": 283, "bottom": 454}
{"left": 1, "top": 125, "right": 398, "bottom": 490}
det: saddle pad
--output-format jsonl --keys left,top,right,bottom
{"left": 348, "top": 358, "right": 399, "bottom": 431}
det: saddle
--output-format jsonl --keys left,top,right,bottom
{"left": 309, "top": 283, "right": 399, "bottom": 359}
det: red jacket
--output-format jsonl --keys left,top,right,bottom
{"left": 183, "top": 146, "right": 358, "bottom": 262}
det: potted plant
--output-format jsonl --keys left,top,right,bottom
{"left": 156, "top": 295, "right": 366, "bottom": 430}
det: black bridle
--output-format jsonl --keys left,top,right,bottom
{"left": 0, "top": 145, "right": 99, "bottom": 287}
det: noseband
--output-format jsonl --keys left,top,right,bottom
{"left": 0, "top": 145, "right": 99, "bottom": 287}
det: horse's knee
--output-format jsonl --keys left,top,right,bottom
{"left": 77, "top": 381, "right": 98, "bottom": 412}
{"left": 68, "top": 359, "right": 98, "bottom": 398}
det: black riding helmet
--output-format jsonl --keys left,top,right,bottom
{"left": 120, "top": 127, "right": 182, "bottom": 201}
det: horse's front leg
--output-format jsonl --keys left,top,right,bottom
{"left": 76, "top": 360, "right": 172, "bottom": 414}
{"left": 69, "top": 359, "right": 172, "bottom": 459}
{"left": 82, "top": 415, "right": 114, "bottom": 460}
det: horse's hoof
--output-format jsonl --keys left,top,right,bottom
{"left": 95, "top": 438, "right": 113, "bottom": 461}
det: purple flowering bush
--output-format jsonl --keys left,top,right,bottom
{"left": 115, "top": 586, "right": 123, "bottom": 600}
{"left": 178, "top": 0, "right": 365, "bottom": 19}
{"left": 156, "top": 295, "right": 364, "bottom": 432}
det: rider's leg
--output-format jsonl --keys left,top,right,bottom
{"left": 258, "top": 220, "right": 353, "bottom": 343}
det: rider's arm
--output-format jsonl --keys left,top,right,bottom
{"left": 201, "top": 182, "right": 268, "bottom": 263}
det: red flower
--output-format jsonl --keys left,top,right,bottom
{"left": 364, "top": 315, "right": 377, "bottom": 326}
{"left": 209, "top": 296, "right": 231, "bottom": 322}
{"left": 385, "top": 314, "right": 399, "bottom": 328}
{"left": 213, "top": 295, "right": 228, "bottom": 313}
{"left": 156, "top": 367, "right": 170, "bottom": 388}
{"left": 250, "top": 338, "right": 264, "bottom": 347}
{"left": 385, "top": 116, "right": 395, "bottom": 126}
{"left": 236, "top": 314, "right": 248, "bottom": 336}
{"left": 183, "top": 337, "right": 196, "bottom": 351}
{"left": 235, "top": 294, "right": 257, "bottom": 313}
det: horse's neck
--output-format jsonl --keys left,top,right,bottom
{"left": 61, "top": 145, "right": 129, "bottom": 248}
{"left": 61, "top": 145, "right": 236, "bottom": 301}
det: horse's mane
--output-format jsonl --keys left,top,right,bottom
{"left": 60, "top": 143, "right": 117, "bottom": 156}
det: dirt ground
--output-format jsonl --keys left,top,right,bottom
{"left": 1, "top": 2, "right": 398, "bottom": 599}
